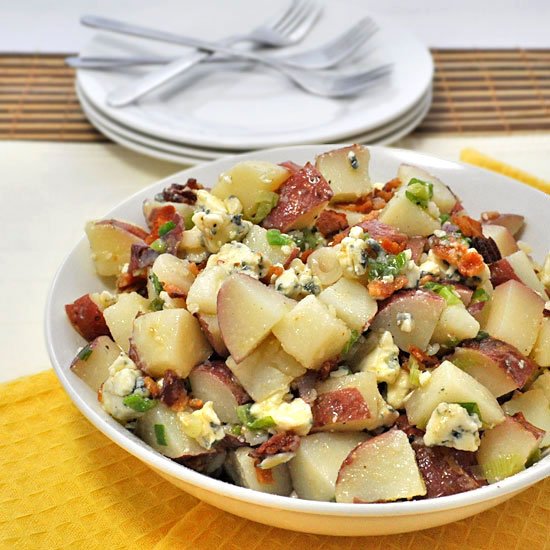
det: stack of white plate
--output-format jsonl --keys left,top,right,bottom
{"left": 76, "top": 5, "right": 433, "bottom": 165}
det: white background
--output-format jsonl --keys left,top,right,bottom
{"left": 2, "top": 0, "right": 550, "bottom": 52}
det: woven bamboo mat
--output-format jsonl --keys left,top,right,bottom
{"left": 1, "top": 49, "right": 549, "bottom": 142}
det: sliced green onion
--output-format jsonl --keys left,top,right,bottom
{"left": 123, "top": 394, "right": 157, "bottom": 413}
{"left": 150, "top": 238, "right": 168, "bottom": 253}
{"left": 230, "top": 425, "right": 242, "bottom": 436}
{"left": 482, "top": 454, "right": 525, "bottom": 483}
{"left": 367, "top": 251, "right": 408, "bottom": 281}
{"left": 236, "top": 404, "right": 254, "bottom": 426}
{"left": 475, "top": 330, "right": 490, "bottom": 341}
{"left": 77, "top": 344, "right": 93, "bottom": 361}
{"left": 158, "top": 220, "right": 176, "bottom": 237}
{"left": 184, "top": 212, "right": 195, "bottom": 230}
{"left": 471, "top": 288, "right": 490, "bottom": 303}
{"left": 154, "top": 423, "right": 167, "bottom": 446}
{"left": 266, "top": 229, "right": 294, "bottom": 247}
{"left": 457, "top": 402, "right": 482, "bottom": 420}
{"left": 150, "top": 272, "right": 164, "bottom": 295}
{"left": 249, "top": 191, "right": 279, "bottom": 223}
{"left": 408, "top": 357, "right": 421, "bottom": 387}
{"left": 342, "top": 329, "right": 360, "bottom": 355}
{"left": 405, "top": 178, "right": 433, "bottom": 209}
{"left": 440, "top": 213, "right": 450, "bottom": 224}
{"left": 248, "top": 416, "right": 276, "bottom": 430}
{"left": 424, "top": 282, "right": 462, "bottom": 306}
{"left": 149, "top": 297, "right": 164, "bottom": 311}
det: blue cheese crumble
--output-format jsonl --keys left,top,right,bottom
{"left": 206, "top": 242, "right": 268, "bottom": 278}
{"left": 100, "top": 353, "right": 151, "bottom": 424}
{"left": 423, "top": 402, "right": 482, "bottom": 451}
{"left": 273, "top": 259, "right": 321, "bottom": 299}
{"left": 192, "top": 190, "right": 252, "bottom": 253}
{"left": 178, "top": 401, "right": 225, "bottom": 450}
{"left": 354, "top": 330, "right": 401, "bottom": 384}
{"left": 335, "top": 226, "right": 369, "bottom": 277}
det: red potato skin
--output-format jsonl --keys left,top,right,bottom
{"left": 312, "top": 388, "right": 371, "bottom": 430}
{"left": 359, "top": 219, "right": 409, "bottom": 252}
{"left": 459, "top": 337, "right": 538, "bottom": 388}
{"left": 95, "top": 219, "right": 148, "bottom": 240}
{"left": 408, "top": 236, "right": 427, "bottom": 263}
{"left": 511, "top": 412, "right": 546, "bottom": 441}
{"left": 65, "top": 294, "right": 111, "bottom": 341}
{"left": 191, "top": 361, "right": 251, "bottom": 405}
{"left": 481, "top": 213, "right": 525, "bottom": 236}
{"left": 249, "top": 432, "right": 301, "bottom": 460}
{"left": 197, "top": 315, "right": 229, "bottom": 357}
{"left": 489, "top": 258, "right": 522, "bottom": 287}
{"left": 262, "top": 163, "right": 333, "bottom": 232}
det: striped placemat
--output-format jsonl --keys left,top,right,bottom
{"left": 1, "top": 49, "right": 549, "bottom": 141}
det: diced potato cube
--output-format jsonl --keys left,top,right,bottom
{"left": 431, "top": 304, "right": 480, "bottom": 346}
{"left": 502, "top": 390, "right": 550, "bottom": 448}
{"left": 531, "top": 317, "right": 550, "bottom": 367}
{"left": 103, "top": 292, "right": 149, "bottom": 352}
{"left": 242, "top": 224, "right": 297, "bottom": 265}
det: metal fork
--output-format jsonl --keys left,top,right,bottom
{"left": 67, "top": 18, "right": 378, "bottom": 71}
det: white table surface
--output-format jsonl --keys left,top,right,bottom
{"left": 3, "top": 0, "right": 550, "bottom": 52}
{"left": 2, "top": 134, "right": 549, "bottom": 384}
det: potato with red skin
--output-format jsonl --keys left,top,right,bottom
{"left": 492, "top": 251, "right": 547, "bottom": 297}
{"left": 197, "top": 314, "right": 229, "bottom": 357}
{"left": 481, "top": 212, "right": 524, "bottom": 236}
{"left": 189, "top": 361, "right": 251, "bottom": 424}
{"left": 65, "top": 293, "right": 111, "bottom": 341}
{"left": 262, "top": 163, "right": 333, "bottom": 232}
{"left": 450, "top": 337, "right": 538, "bottom": 397}
{"left": 482, "top": 224, "right": 518, "bottom": 257}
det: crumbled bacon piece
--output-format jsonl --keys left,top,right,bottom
{"left": 315, "top": 209, "right": 349, "bottom": 238}
{"left": 409, "top": 345, "right": 439, "bottom": 368}
{"left": 249, "top": 432, "right": 301, "bottom": 460}
{"left": 160, "top": 370, "right": 189, "bottom": 412}
{"left": 143, "top": 376, "right": 161, "bottom": 398}
{"left": 471, "top": 236, "right": 501, "bottom": 264}
{"left": 372, "top": 196, "right": 387, "bottom": 210}
{"left": 337, "top": 196, "right": 374, "bottom": 213}
{"left": 253, "top": 461, "right": 274, "bottom": 484}
{"left": 261, "top": 264, "right": 285, "bottom": 284}
{"left": 367, "top": 275, "right": 408, "bottom": 300}
{"left": 161, "top": 179, "right": 203, "bottom": 204}
{"left": 300, "top": 249, "right": 314, "bottom": 263}
{"left": 458, "top": 249, "right": 485, "bottom": 277}
{"left": 379, "top": 236, "right": 406, "bottom": 255}
{"left": 432, "top": 239, "right": 467, "bottom": 266}
{"left": 384, "top": 177, "right": 402, "bottom": 192}
{"left": 188, "top": 398, "right": 204, "bottom": 410}
{"left": 451, "top": 214, "right": 483, "bottom": 238}
{"left": 145, "top": 204, "right": 177, "bottom": 244}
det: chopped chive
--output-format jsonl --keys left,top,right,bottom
{"left": 343, "top": 329, "right": 360, "bottom": 355}
{"left": 236, "top": 404, "right": 254, "bottom": 426}
{"left": 457, "top": 402, "right": 482, "bottom": 420}
{"left": 475, "top": 330, "right": 490, "bottom": 341}
{"left": 123, "top": 394, "right": 157, "bottom": 412}
{"left": 150, "top": 272, "right": 164, "bottom": 295}
{"left": 471, "top": 288, "right": 490, "bottom": 303}
{"left": 154, "top": 423, "right": 167, "bottom": 446}
{"left": 150, "top": 239, "right": 167, "bottom": 253}
{"left": 149, "top": 297, "right": 164, "bottom": 311}
{"left": 408, "top": 357, "right": 421, "bottom": 386}
{"left": 424, "top": 282, "right": 462, "bottom": 306}
{"left": 248, "top": 416, "right": 276, "bottom": 430}
{"left": 77, "top": 344, "right": 93, "bottom": 361}
{"left": 440, "top": 213, "right": 450, "bottom": 224}
{"left": 405, "top": 178, "right": 433, "bottom": 209}
{"left": 158, "top": 220, "right": 176, "bottom": 237}
{"left": 266, "top": 229, "right": 294, "bottom": 247}
{"left": 230, "top": 425, "right": 242, "bottom": 436}
{"left": 236, "top": 404, "right": 275, "bottom": 431}
{"left": 184, "top": 212, "right": 195, "bottom": 230}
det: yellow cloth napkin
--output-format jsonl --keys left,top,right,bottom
{"left": 2, "top": 370, "right": 549, "bottom": 550}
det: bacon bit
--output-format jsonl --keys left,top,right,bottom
{"left": 300, "top": 249, "right": 314, "bottom": 263}
{"left": 249, "top": 432, "right": 301, "bottom": 460}
{"left": 315, "top": 209, "right": 349, "bottom": 238}
{"left": 143, "top": 376, "right": 161, "bottom": 398}
{"left": 188, "top": 398, "right": 204, "bottom": 410}
{"left": 330, "top": 230, "right": 348, "bottom": 245}
{"left": 384, "top": 177, "right": 402, "bottom": 192}
{"left": 337, "top": 195, "right": 374, "bottom": 213}
{"left": 372, "top": 196, "right": 387, "bottom": 210}
{"left": 450, "top": 200, "right": 465, "bottom": 215}
{"left": 316, "top": 358, "right": 339, "bottom": 381}
{"left": 419, "top": 274, "right": 437, "bottom": 286}
{"left": 261, "top": 264, "right": 285, "bottom": 284}
{"left": 367, "top": 275, "right": 408, "bottom": 300}
{"left": 432, "top": 241, "right": 467, "bottom": 267}
{"left": 283, "top": 247, "right": 300, "bottom": 268}
{"left": 409, "top": 346, "right": 439, "bottom": 368}
{"left": 253, "top": 460, "right": 274, "bottom": 484}
{"left": 97, "top": 386, "right": 103, "bottom": 403}
{"left": 162, "top": 282, "right": 186, "bottom": 298}
{"left": 380, "top": 236, "right": 406, "bottom": 255}
{"left": 451, "top": 214, "right": 483, "bottom": 238}
{"left": 146, "top": 204, "right": 178, "bottom": 244}
{"left": 480, "top": 210, "right": 500, "bottom": 222}
{"left": 116, "top": 271, "right": 147, "bottom": 294}
{"left": 160, "top": 370, "right": 189, "bottom": 412}
{"left": 458, "top": 249, "right": 485, "bottom": 277}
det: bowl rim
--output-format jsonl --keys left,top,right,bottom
{"left": 45, "top": 144, "right": 550, "bottom": 518}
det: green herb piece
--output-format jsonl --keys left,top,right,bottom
{"left": 457, "top": 402, "right": 482, "bottom": 420}
{"left": 77, "top": 344, "right": 93, "bottom": 361}
{"left": 405, "top": 178, "right": 433, "bottom": 209}
{"left": 440, "top": 213, "right": 450, "bottom": 224}
{"left": 123, "top": 394, "right": 157, "bottom": 413}
{"left": 290, "top": 228, "right": 325, "bottom": 252}
{"left": 266, "top": 229, "right": 294, "bottom": 247}
{"left": 236, "top": 404, "right": 276, "bottom": 431}
{"left": 475, "top": 330, "right": 490, "bottom": 341}
{"left": 149, "top": 297, "right": 164, "bottom": 311}
{"left": 154, "top": 423, "right": 167, "bottom": 446}
{"left": 150, "top": 272, "right": 164, "bottom": 295}
{"left": 342, "top": 330, "right": 360, "bottom": 355}
{"left": 424, "top": 282, "right": 462, "bottom": 306}
{"left": 445, "top": 336, "right": 460, "bottom": 349}
{"left": 249, "top": 191, "right": 279, "bottom": 223}
{"left": 150, "top": 238, "right": 167, "bottom": 253}
{"left": 408, "top": 356, "right": 421, "bottom": 387}
{"left": 230, "top": 425, "right": 242, "bottom": 436}
{"left": 184, "top": 212, "right": 195, "bottom": 230}
{"left": 158, "top": 220, "right": 176, "bottom": 237}
{"left": 248, "top": 416, "right": 276, "bottom": 430}
{"left": 481, "top": 454, "right": 525, "bottom": 483}
{"left": 367, "top": 251, "right": 408, "bottom": 281}
{"left": 471, "top": 288, "right": 490, "bottom": 303}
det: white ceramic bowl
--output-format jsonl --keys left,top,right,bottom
{"left": 45, "top": 145, "right": 550, "bottom": 536}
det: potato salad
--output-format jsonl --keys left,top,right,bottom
{"left": 67, "top": 145, "right": 550, "bottom": 503}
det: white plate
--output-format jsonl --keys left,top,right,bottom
{"left": 77, "top": 4, "right": 432, "bottom": 149}
{"left": 78, "top": 80, "right": 432, "bottom": 163}
{"left": 45, "top": 145, "right": 549, "bottom": 536}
